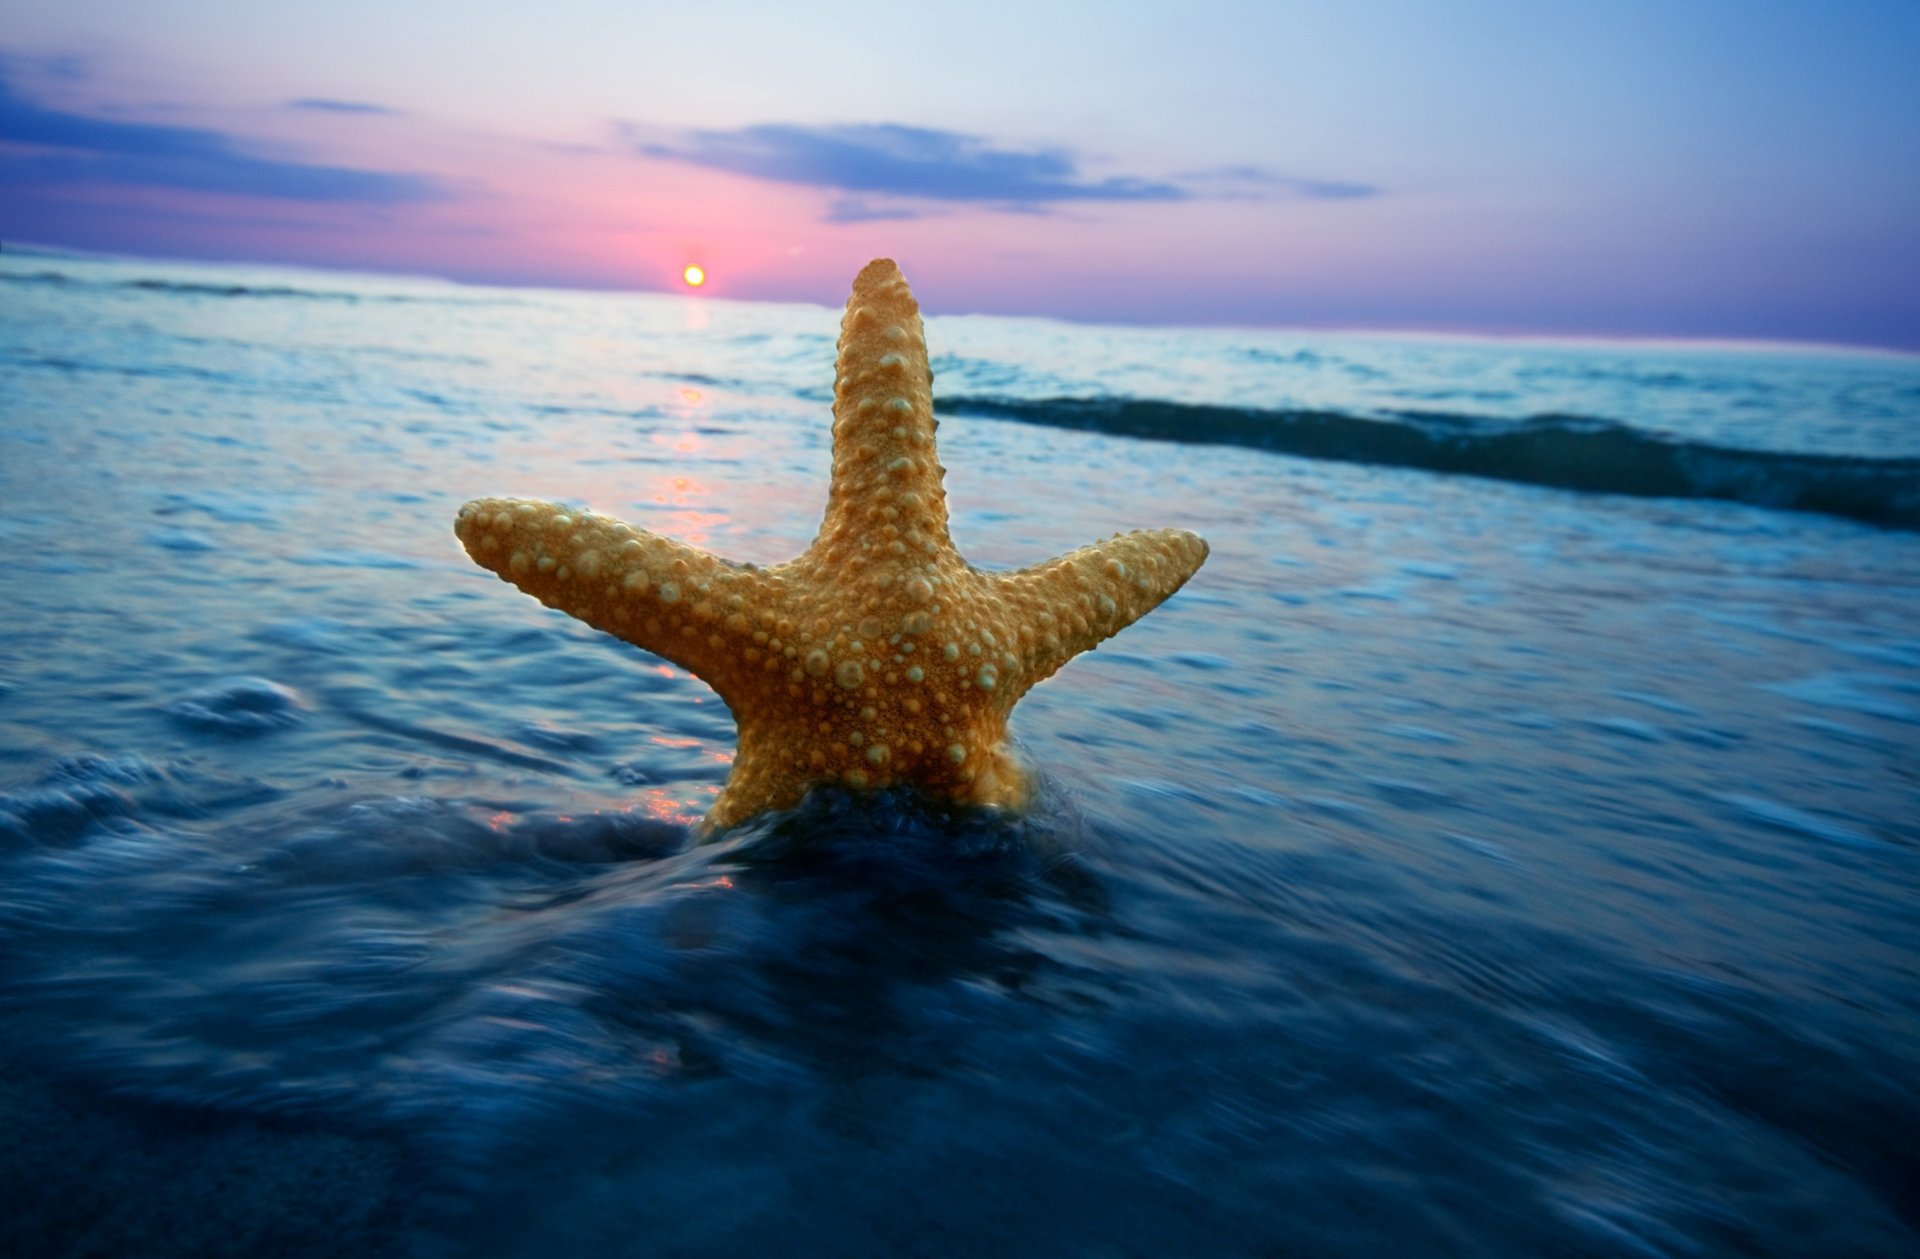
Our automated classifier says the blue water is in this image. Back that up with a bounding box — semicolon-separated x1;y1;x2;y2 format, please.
3;247;1918;1257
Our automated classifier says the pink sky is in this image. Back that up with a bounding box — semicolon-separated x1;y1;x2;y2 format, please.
4;1;1918;348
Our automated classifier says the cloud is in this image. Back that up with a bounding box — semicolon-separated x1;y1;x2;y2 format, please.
1184;164;1381;200
628;121;1380;222
822;196;936;224
0;70;443;204
287;98;402;116
631;122;1187;210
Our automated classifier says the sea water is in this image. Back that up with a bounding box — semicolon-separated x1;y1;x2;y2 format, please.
2;247;1917;1257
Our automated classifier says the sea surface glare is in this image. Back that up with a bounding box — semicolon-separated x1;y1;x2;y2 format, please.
2;249;1918;1258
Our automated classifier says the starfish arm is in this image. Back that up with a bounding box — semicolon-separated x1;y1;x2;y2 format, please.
816;259;952;557
990;528;1210;694
455;497;784;698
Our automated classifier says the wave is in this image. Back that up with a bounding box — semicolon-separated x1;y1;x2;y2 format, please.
0;268;459;305
937;395;1920;531
127;277;360;301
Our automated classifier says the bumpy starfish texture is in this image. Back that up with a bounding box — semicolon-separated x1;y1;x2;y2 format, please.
456;258;1208;832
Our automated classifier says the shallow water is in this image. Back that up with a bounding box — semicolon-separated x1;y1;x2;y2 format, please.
2;250;1918;1257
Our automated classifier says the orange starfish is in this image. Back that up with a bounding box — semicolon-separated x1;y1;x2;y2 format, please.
456;259;1208;832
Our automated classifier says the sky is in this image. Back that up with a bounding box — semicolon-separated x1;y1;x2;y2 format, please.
2;0;1918;348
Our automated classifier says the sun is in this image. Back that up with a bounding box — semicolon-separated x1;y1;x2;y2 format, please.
682;264;706;289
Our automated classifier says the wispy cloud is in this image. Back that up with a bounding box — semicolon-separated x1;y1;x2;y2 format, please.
627;121;1380;222
630;122;1186;212
823;196;937;224
287;98;402;117
1183;164;1381;200
0;70;443;204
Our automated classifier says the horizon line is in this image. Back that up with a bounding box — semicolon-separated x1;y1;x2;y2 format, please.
4;237;1915;360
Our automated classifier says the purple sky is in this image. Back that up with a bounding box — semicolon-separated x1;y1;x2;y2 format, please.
3;0;1918;349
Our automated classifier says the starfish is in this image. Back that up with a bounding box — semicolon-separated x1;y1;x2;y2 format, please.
455;259;1208;832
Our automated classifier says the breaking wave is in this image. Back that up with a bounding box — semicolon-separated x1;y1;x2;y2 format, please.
939;395;1920;531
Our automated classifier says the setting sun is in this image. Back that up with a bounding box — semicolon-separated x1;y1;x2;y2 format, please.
682;264;706;289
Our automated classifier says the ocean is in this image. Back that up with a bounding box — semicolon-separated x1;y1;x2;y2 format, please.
2;246;1917;1257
